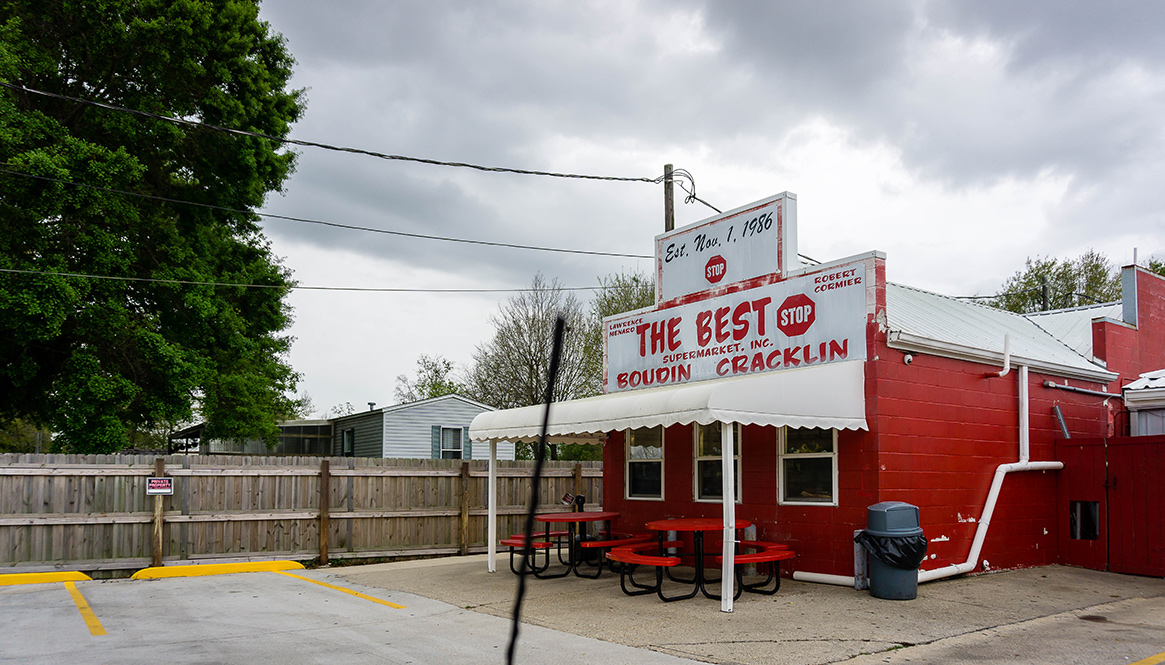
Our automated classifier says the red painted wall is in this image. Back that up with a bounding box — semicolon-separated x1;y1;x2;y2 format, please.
599;262;1161;579
1096;267;1165;393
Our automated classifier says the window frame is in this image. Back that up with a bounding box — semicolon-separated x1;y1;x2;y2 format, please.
440;426;463;460
625;426;665;501
693;422;742;503
777;427;839;506
341;428;355;457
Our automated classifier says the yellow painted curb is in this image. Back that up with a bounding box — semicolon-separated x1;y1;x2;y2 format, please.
0;571;93;586
1130;650;1165;665
131;560;304;579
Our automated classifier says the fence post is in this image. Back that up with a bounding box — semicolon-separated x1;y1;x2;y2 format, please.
319;459;330;565
460;461;471;556
573;463;583;502
180;456;191;560
152;457;165;567
346;458;355;553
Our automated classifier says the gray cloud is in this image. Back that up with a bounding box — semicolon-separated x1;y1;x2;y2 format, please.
259;1;1165;283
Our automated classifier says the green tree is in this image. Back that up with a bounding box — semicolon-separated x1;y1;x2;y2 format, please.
988;250;1121;313
464;273;591;460
0;1;304;452
1149;257;1165;278
465;271;654;461
465;273;591;411
393;354;464;404
0;418;53;453
581;269;655;396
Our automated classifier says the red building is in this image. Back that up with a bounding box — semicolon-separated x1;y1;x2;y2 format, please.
471;194;1165;594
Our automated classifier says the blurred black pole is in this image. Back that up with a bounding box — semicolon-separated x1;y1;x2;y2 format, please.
507;315;566;665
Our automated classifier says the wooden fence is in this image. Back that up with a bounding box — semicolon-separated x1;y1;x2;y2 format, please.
0;453;603;574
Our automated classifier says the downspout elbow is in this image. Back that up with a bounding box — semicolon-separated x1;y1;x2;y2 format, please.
986;333;1011;378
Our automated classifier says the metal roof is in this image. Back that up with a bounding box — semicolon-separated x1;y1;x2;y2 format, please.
1125;368;1165;392
885;283;1117;383
1024;302;1123;360
1124;369;1165;410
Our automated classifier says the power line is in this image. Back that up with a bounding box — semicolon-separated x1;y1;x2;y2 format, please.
0;267;603;293
0;165;654;260
2;82;725;215
2;164;823;276
1;81;660;183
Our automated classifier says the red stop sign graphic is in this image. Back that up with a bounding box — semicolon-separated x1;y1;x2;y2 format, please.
777;294;816;337
705;255;726;283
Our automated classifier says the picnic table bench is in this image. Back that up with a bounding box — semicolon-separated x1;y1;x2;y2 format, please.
715;540;796;594
575;532;652;578
606;540;692;601
500;530;570;574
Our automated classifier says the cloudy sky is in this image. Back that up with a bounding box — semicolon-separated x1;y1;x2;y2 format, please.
253;1;1165;416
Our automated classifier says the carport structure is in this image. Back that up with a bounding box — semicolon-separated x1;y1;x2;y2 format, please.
471;361;868;611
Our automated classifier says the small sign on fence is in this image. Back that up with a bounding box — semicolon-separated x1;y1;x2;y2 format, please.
560;492;574;506
146;477;174;496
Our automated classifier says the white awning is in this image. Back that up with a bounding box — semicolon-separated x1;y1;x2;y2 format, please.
469;360;867;444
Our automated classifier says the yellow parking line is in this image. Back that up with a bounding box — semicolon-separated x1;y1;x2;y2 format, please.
63;581;106;636
274;571;406;609
1130;651;1165;665
0;571;92;586
131;560;305;579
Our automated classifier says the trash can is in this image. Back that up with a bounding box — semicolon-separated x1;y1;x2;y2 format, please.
855;501;928;600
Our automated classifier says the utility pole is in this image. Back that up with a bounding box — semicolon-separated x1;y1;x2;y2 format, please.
1040;275;1049;311
663;163;675;232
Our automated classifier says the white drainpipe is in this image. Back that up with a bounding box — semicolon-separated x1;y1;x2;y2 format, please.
794;364;1064;588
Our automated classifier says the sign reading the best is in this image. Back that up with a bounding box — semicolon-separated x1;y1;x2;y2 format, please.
604;262;866;393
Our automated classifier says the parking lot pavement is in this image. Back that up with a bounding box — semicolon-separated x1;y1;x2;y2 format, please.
0;569;704;665
843;595;1165;665
332;557;1165;665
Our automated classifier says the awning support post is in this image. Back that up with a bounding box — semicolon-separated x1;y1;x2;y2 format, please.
488;439;498;573
720;422;736;612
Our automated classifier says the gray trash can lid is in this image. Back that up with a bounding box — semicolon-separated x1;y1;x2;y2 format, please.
867;501;921;533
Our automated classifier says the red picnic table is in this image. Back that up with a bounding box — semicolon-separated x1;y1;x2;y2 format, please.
645;517;753;600
528;510;621;579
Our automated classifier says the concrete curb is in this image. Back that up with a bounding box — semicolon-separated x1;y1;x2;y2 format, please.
0;570;93;586
130;559;304;579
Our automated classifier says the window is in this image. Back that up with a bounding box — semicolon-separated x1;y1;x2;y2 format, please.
341;429;355;457
779;427;837;505
695;422;741;501
1135;409;1165;436
626;426;663;499
1069;501;1099;540
440;427;463;460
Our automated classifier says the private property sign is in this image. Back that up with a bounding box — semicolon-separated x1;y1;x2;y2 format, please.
604;262;866;393
146;477;174;496
656;192;797;303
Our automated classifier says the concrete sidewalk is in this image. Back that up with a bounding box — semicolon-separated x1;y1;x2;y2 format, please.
329;556;1165;665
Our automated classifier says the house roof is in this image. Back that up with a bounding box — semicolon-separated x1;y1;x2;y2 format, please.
380;393;495;414
320;394;497;422
1124;369;1165;410
1126;368;1165;391
885;283;1117;383
1024;302;1123;361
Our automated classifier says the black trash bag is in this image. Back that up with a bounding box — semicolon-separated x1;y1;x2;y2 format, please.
854;530;928;569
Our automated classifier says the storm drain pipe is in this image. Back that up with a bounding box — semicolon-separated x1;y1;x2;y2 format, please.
918;365;1062;582
795;364;1064;588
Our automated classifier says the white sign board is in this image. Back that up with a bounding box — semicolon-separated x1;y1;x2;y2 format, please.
655;193;797;303
605;262;866;393
146;477;174;496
